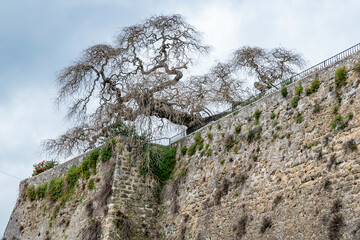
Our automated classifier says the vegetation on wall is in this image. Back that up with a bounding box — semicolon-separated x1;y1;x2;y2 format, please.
25;145;108;204
100;140;114;162
180;146;188;156
32;160;59;176
48;177;64;201
36;183;47;199
253;109;262;125
140;144;177;184
26;184;36;201
235;124;242;133
305;78;320;95
331;115;346;130
281;86;288;98
187;144;197;157
291;96;299;108
295;83;303;95
335;66;347;89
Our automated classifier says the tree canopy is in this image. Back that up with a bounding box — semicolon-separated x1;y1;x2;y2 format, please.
231;46;305;94
43;14;304;157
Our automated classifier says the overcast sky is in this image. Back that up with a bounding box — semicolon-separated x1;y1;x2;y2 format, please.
1;0;359;234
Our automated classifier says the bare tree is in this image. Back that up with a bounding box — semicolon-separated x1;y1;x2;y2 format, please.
187;62;249;110
231;46;305;94
42;15;304;158
42;15;236;157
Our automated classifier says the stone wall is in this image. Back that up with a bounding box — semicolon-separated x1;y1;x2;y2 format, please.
3;138;157;240
3;50;360;240
158;51;360;239
103;140;158;239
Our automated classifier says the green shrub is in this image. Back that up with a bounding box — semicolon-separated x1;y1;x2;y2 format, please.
335;66;347;89
333;105;339;114
88;179;95;190
254;109;262;121
305;88;312;96
205;144;210;149
89;148;100;160
48;177;64;201
311;78;320;91
314;104;321;113
194;133;203;145
79;158;89;173
207;133;213;140
187;144;197;157
295;83;303;95
78;157;91;179
331;121;337;130
83;170;91;180
36;183;47;199
65;165;79;189
220;159;225;165
270;113;276;119
27;185;36;201
100;140;113;162
281;86;288;98
89;148;100;173
217;123;221;130
343;139;357;152
180;146;188;156
305;78;320;95
291;96;299;108
198;143;204;151
147;146;177;183
235;124;242;133
206;149;213;156
296;114;303;124
331;115;346;130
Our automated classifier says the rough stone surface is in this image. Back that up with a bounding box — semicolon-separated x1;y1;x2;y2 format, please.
3;139;157;240
3;51;360;239
158;51;360;240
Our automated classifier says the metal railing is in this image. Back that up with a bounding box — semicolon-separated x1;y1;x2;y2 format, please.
150;43;360;145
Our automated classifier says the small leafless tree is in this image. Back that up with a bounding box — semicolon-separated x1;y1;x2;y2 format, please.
231;46;305;94
188;62;249;110
42;15;249;157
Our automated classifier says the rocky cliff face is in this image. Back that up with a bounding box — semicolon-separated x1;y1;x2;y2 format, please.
3;51;360;240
